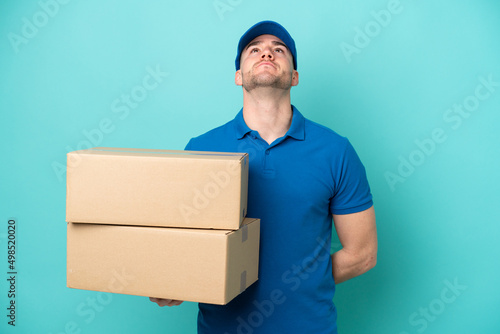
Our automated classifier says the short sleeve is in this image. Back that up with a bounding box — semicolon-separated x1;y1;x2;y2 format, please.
184;139;194;151
329;140;373;215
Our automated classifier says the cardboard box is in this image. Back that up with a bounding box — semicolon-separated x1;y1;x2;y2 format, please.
66;218;260;305
66;147;249;230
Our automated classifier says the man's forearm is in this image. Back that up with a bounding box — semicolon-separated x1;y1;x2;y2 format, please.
331;247;376;284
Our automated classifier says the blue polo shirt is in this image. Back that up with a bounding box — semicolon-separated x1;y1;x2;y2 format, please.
185;105;373;334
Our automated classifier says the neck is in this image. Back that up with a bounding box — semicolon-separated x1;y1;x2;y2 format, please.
242;87;293;144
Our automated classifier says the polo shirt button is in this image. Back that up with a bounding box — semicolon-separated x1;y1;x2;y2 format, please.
265;150;270;155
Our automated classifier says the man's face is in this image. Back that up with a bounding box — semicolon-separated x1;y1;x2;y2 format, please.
236;34;298;92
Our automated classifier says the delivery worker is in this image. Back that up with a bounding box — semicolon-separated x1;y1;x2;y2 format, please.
150;20;377;334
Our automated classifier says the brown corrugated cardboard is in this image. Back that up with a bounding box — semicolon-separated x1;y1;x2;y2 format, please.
66;218;260;305
66;147;248;230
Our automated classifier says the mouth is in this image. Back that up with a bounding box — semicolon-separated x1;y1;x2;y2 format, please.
256;61;276;69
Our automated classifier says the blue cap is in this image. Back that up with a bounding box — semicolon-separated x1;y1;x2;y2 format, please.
235;20;297;71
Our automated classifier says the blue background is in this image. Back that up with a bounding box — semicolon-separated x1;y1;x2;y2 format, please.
1;0;499;333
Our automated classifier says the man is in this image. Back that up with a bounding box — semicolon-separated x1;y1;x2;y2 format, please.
150;20;377;333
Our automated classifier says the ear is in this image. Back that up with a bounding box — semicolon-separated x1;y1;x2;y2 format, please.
291;70;299;87
235;70;242;86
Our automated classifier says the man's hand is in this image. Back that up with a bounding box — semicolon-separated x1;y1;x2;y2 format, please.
149;297;184;307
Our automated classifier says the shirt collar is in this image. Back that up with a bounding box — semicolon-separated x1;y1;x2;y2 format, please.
287;105;305;141
233;105;305;141
234;108;252;139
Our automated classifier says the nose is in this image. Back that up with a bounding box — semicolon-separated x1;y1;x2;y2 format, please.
261;48;274;61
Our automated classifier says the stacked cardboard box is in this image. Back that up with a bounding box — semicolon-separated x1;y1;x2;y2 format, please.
66;147;260;305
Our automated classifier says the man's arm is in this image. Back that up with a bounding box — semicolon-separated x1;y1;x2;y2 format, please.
331;206;377;284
